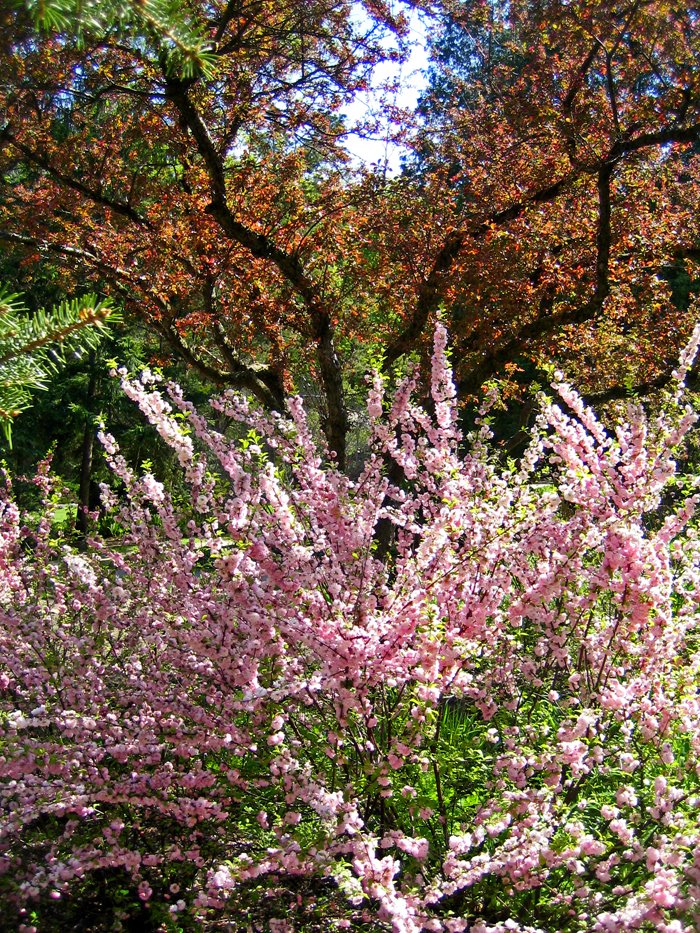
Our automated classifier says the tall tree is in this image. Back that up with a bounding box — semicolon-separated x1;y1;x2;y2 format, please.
406;0;700;399
1;0;699;466
1;0;414;467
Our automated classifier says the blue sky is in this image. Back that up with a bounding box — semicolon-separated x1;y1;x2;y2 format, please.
342;9;430;171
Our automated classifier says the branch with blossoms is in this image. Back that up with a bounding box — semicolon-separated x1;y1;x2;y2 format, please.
2;321;700;932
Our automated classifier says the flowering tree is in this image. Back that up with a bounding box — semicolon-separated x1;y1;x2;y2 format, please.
2;325;700;931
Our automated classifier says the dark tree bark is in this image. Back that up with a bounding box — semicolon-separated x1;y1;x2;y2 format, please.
76;351;97;548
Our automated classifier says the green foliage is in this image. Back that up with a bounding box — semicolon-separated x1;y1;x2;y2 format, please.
0;286;113;445
18;0;217;76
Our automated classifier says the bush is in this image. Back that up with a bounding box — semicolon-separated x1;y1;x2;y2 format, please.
2;327;700;932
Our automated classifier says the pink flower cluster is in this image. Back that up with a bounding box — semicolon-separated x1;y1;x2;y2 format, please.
2;325;700;931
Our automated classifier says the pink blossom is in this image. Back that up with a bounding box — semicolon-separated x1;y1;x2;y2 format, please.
2;324;700;930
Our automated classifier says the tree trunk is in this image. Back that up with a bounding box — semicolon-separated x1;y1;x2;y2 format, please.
76;351;97;547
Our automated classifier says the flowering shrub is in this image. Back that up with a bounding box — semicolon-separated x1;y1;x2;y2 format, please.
2;326;700;932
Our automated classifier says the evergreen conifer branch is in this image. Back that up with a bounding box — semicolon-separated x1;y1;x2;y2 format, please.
0;287;114;445
19;0;216;77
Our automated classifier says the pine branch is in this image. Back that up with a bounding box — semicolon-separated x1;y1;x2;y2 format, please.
0;287;114;446
21;0;216;77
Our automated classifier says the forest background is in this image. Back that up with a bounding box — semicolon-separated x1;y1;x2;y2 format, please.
2;1;700;931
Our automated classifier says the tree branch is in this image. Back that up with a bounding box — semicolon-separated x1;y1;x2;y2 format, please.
456;164;613;396
0;127;153;229
383;173;576;370
163;76;349;466
0;231;288;412
613;121;700;156
600;40;621;138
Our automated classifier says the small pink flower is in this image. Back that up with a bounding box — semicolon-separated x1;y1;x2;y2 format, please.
137;881;152;901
